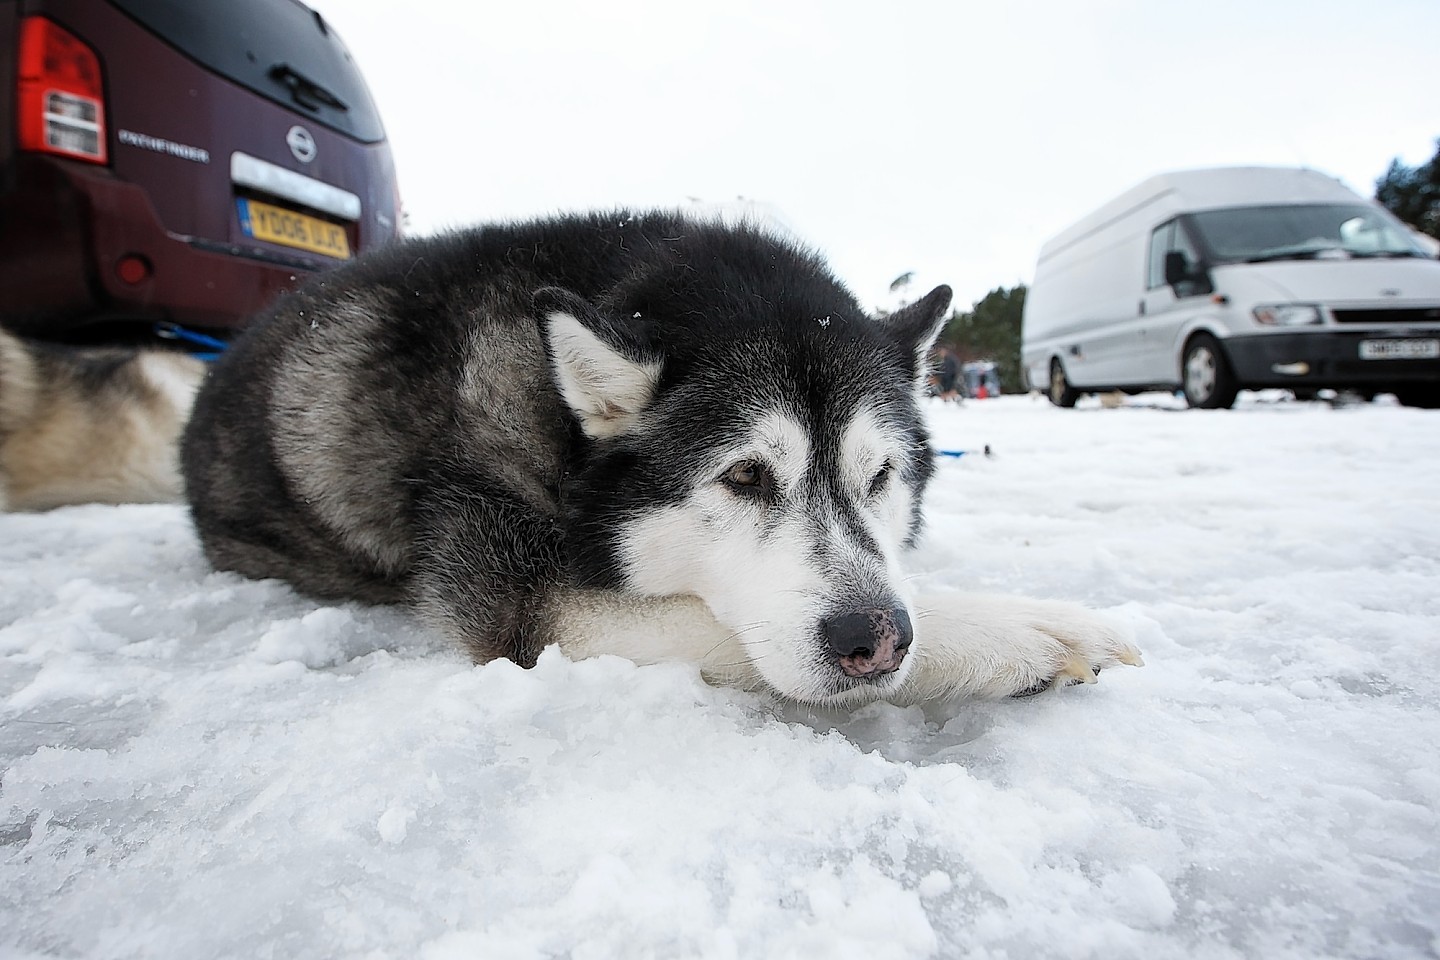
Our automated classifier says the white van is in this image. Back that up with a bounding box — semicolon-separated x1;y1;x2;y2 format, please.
1021;167;1440;408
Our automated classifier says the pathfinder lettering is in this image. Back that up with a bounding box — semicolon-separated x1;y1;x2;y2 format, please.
118;129;210;164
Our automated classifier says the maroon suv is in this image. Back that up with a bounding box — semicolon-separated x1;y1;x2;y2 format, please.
0;0;400;341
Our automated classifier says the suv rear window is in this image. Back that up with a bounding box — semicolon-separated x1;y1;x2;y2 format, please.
108;0;385;143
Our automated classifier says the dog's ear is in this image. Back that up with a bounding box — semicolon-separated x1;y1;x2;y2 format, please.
536;287;661;439
882;284;952;374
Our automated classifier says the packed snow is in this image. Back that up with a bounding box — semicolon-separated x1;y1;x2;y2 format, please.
3;393;1438;959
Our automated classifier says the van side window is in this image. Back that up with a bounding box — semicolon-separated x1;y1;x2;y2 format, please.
1147;222;1175;290
1147;218;1209;297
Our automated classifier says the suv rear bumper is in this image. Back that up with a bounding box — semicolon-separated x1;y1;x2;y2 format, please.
1224;330;1440;388
0;154;314;338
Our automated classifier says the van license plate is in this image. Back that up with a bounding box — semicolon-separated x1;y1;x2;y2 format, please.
1358;338;1440;360
237;198;351;260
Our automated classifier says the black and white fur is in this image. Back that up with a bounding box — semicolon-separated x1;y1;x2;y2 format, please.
182;212;1140;705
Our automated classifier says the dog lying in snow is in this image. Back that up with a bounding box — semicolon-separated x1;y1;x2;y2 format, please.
182;212;1142;704
0;329;203;511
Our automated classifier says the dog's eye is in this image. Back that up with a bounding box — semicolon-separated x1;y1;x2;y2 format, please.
723;460;774;498
868;462;893;497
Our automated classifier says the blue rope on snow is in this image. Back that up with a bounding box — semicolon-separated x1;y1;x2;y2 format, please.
935;445;994;459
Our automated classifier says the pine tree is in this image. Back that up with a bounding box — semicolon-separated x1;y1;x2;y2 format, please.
939;284;1027;393
1375;139;1439;239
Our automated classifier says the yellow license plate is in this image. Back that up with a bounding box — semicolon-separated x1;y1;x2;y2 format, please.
237;198;351;260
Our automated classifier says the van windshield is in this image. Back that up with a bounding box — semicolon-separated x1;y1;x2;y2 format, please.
1188;204;1428;264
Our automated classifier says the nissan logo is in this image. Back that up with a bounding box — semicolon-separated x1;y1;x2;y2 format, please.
286;125;316;163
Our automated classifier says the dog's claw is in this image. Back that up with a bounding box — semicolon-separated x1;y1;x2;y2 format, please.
1059;656;1099;684
1117;647;1145;667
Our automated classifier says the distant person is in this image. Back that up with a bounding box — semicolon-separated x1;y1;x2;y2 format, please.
931;346;962;402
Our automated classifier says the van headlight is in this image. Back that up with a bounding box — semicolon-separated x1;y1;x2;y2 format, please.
1253;304;1322;326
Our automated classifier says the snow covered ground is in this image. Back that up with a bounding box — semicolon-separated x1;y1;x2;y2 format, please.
3;392;1438;959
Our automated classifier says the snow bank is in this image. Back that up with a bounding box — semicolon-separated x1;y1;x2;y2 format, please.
3;394;1438;958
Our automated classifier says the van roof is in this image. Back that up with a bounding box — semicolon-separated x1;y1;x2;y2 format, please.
1038;166;1364;261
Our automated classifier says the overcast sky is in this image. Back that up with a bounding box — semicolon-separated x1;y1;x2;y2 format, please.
328;0;1438;311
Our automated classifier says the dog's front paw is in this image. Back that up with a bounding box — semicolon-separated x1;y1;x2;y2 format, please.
1003;603;1145;697
900;593;1144;703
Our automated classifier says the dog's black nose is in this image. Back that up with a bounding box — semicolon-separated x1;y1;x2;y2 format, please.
822;605;913;679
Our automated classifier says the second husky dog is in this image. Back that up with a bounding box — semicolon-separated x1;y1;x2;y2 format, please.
1;330;204;511
183;212;1140;705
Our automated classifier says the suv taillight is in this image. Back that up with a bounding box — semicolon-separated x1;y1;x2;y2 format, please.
16;16;108;164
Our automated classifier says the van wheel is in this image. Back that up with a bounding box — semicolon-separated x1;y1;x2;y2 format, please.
1048;360;1079;408
1182;334;1239;409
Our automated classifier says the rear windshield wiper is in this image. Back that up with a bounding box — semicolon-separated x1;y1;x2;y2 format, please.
268;63;349;113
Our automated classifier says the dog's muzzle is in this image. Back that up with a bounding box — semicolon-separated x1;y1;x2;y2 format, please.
822;605;913;679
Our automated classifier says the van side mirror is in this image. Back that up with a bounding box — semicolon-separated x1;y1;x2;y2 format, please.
1163;251;1191;286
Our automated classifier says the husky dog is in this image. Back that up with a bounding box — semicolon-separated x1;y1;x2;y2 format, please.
0;329;204;511
183;212;1140;705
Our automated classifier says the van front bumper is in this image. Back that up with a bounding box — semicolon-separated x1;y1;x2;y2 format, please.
1223;330;1440;388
